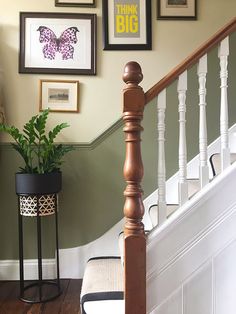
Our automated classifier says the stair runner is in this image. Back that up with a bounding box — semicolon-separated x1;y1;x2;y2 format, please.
80;257;124;314
80;153;236;313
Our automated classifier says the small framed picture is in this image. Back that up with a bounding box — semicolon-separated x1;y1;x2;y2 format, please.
39;80;79;112
55;0;96;7
19;12;97;75
157;0;197;20
102;0;152;50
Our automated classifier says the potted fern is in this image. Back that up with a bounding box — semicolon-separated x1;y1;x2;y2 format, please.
0;108;73;216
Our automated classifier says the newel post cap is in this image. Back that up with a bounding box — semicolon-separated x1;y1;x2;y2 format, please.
123;61;143;85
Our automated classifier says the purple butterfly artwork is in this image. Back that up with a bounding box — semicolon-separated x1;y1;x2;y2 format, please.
37;26;79;60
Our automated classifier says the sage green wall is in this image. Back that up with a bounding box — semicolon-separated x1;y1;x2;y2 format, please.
0;33;236;259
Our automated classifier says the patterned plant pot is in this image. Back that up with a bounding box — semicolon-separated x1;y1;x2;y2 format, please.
15;172;62;217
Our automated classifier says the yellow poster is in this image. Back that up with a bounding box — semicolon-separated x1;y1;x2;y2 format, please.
114;0;140;38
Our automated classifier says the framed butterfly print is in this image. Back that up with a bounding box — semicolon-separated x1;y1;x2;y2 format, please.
19;12;97;75
39;80;79;112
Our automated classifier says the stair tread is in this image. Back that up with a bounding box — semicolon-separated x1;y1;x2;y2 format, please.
80;257;124;313
149;178;201;227
210;153;236;176
81;257;123;297
187;178;200;198
149;204;179;227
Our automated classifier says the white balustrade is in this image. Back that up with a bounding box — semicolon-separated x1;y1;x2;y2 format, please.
157;89;167;225
178;71;188;206
218;36;230;171
198;54;209;187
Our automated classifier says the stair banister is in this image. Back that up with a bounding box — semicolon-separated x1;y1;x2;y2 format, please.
121;17;236;314
198;54;209;187
178;71;188;206
145;17;236;104
157;90;167;224
219;36;230;171
122;61;146;314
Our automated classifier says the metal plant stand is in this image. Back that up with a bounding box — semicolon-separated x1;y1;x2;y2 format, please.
18;193;61;303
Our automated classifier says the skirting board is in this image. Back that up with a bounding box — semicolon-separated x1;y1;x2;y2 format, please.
0;259;56;280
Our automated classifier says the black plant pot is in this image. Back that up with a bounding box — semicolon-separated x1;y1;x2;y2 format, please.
15;172;62;195
15;172;62;217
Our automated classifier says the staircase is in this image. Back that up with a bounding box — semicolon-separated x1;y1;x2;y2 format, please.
81;17;236;314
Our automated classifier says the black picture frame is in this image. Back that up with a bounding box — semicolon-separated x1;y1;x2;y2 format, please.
19;12;97;75
157;0;197;20
102;0;152;50
55;0;96;7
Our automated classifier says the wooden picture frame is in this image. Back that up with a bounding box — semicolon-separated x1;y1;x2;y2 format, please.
55;0;96;7
157;0;197;20
39;80;79;112
19;12;97;75
102;0;152;50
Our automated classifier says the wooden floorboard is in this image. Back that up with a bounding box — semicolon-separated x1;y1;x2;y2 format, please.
0;280;82;314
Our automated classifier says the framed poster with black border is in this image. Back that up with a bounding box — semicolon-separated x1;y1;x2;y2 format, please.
55;0;96;7
157;0;197;20
102;0;152;50
19;12;97;75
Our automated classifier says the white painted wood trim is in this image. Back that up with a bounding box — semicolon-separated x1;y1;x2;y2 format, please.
147;161;236;277
177;71;188;206
147;159;236;250
198;54;209;188
143;123;236;232
218;36;230;171
147;161;236;311
147;218;236;313
157;89;167;225
0;259;56;280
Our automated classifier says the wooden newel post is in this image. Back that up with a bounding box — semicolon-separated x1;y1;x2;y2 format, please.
122;61;146;314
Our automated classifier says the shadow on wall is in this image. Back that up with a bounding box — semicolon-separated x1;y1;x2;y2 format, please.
0;23;37;126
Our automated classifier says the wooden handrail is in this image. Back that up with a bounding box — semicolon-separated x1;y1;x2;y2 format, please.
145;17;236;104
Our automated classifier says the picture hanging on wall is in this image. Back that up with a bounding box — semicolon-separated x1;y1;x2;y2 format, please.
55;0;96;7
157;0;197;20
39;80;79;112
19;12;97;75
102;0;152;50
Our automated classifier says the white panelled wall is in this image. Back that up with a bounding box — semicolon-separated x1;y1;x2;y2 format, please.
147;161;236;314
151;239;236;314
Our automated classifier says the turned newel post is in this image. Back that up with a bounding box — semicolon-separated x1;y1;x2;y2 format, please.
122;62;146;314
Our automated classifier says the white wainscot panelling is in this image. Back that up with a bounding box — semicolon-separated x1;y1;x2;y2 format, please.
151;288;182;314
183;262;212;314
147;162;236;313
214;239;236;314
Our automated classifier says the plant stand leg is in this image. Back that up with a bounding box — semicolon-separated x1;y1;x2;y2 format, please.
18;208;24;299
37;200;43;302
55;196;60;293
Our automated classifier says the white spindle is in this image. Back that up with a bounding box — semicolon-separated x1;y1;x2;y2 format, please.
157;89;167;225
198;54;209;187
178;71;188;206
218;36;230;171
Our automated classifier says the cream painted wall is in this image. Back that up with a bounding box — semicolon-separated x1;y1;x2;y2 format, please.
0;0;235;142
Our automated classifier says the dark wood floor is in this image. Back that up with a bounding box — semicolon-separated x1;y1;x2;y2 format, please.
0;279;82;314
